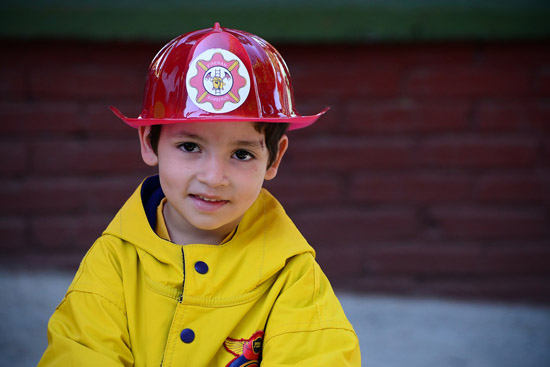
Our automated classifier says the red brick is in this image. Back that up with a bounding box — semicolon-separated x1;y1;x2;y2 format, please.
31;214;110;250
315;245;365;278
263;174;342;208
0;68;26;100
93;42;159;68
291;138;412;171
19;252;83;271
0;143;27;176
282;45;365;68
405;67;530;97
348;98;470;134
340;274;418;294
0;179;86;215
370;43;475;67
84;176;145;212
11;41;158;70
416;137;538;168
474;174;549;203
4;39;550;302
432;206;549;239
283;45;392;72
350;173;471;203
30;67;144;100
0;217;26;251
475;101;548;132
0;101;80;133
292;64;400;98
421;276;550;302
365;244;482;275
293;208;418;245
533;102;550;132
290;100;341;135
31;140;146;174
0;176;145;217
481;44;550;67
544;137;550;167
482;245;550;275
535;69;550;95
350;274;550;300
282;43;474;74
82;102;141;134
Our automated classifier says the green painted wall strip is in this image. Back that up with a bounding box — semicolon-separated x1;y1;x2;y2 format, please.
1;0;549;42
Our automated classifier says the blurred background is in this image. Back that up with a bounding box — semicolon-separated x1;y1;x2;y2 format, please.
1;0;549;366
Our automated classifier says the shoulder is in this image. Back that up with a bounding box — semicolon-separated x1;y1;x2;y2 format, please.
264;253;360;363
66;235;134;311
78;234;135;281
270;252;353;330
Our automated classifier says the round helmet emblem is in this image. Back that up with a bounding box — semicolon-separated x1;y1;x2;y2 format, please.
186;48;250;114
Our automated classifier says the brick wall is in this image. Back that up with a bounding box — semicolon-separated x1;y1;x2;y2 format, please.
1;40;549;302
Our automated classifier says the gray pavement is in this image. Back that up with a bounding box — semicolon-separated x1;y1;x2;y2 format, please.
1;269;549;367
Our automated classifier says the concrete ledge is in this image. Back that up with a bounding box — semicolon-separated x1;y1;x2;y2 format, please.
1;269;549;366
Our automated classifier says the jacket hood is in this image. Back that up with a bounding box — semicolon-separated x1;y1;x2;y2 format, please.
103;176;315;302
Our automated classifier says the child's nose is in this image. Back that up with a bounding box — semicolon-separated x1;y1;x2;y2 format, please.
196;155;229;187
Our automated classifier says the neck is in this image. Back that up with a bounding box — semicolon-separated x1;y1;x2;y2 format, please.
162;203;235;246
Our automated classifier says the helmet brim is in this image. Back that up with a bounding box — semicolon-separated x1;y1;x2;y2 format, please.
109;106;329;131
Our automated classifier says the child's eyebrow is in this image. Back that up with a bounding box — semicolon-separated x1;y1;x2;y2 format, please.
172;130;264;150
234;139;265;150
172;131;202;141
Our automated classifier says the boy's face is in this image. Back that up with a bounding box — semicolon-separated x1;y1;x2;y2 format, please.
139;121;288;243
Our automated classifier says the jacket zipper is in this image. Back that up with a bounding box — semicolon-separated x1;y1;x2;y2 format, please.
179;246;185;302
160;247;186;367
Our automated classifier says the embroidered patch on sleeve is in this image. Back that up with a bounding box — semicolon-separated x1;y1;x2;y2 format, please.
223;330;264;367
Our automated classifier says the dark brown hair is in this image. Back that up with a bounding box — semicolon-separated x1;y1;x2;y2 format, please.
148;122;289;168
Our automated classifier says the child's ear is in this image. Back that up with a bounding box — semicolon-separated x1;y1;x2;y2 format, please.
138;126;159;167
265;135;288;181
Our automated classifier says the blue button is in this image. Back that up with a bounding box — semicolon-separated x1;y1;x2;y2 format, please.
194;261;209;274
180;328;195;343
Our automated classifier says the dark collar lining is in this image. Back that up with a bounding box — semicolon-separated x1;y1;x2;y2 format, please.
140;175;165;231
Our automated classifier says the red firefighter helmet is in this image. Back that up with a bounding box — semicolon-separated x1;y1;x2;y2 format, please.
111;22;328;130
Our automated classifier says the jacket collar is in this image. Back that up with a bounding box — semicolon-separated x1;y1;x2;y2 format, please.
103;176;315;299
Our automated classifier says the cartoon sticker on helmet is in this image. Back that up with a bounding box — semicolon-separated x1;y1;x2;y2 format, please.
186;48;250;114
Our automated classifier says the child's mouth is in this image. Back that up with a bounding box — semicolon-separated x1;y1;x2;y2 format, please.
194;195;226;203
191;194;228;211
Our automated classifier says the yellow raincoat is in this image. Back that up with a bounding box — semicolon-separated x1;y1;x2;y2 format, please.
39;176;360;366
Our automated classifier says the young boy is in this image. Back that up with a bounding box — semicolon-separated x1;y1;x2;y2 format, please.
39;23;360;366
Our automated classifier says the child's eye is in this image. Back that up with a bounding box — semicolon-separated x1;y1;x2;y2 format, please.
233;150;254;161
179;142;200;153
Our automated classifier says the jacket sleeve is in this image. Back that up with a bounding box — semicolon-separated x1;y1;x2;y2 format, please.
38;238;134;367
261;254;361;366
